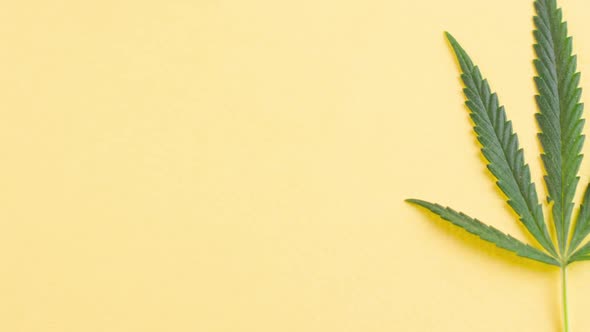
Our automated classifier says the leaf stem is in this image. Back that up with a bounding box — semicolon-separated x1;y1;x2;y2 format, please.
562;266;569;332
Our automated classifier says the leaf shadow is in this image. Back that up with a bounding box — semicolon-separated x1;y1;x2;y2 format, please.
413;208;562;330
414;206;555;272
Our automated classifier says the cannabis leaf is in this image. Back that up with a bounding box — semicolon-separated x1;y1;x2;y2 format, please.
533;0;585;255
406;199;559;266
406;0;586;330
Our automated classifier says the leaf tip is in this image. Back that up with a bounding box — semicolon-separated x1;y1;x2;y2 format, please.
444;31;455;42
405;198;427;207
443;32;474;73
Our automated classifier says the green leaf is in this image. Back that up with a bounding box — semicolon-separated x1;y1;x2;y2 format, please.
406;199;559;266
568;184;590;254
445;32;556;256
568;241;590;263
533;0;585;254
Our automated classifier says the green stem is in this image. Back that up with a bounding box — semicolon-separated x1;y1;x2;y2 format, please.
562;266;569;332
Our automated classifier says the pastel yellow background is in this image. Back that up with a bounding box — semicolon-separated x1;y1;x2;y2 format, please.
2;0;590;331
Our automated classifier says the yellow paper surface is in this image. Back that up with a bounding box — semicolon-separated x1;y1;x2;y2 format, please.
2;0;590;331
